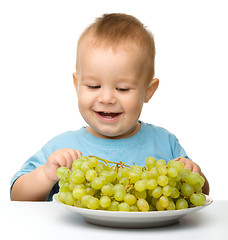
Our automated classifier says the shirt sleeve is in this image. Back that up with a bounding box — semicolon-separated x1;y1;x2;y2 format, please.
171;134;190;160
10;149;48;189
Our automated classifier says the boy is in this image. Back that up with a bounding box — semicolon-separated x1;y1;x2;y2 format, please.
10;13;209;201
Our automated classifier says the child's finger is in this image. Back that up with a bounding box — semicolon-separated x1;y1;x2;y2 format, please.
58;150;75;169
192;164;201;174
75;149;82;158
67;149;81;162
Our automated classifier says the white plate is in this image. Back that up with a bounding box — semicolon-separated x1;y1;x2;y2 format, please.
53;194;212;228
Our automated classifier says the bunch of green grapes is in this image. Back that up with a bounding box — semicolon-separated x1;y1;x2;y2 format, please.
56;156;206;211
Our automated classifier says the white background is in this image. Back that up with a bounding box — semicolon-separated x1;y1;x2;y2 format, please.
1;0;227;201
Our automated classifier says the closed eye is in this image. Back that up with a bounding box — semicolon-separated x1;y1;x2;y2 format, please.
88;85;101;89
116;88;130;92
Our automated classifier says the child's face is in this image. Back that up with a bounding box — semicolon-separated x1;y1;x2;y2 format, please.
74;41;158;139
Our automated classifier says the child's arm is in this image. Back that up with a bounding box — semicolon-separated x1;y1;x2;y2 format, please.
177;157;210;195
10;148;82;201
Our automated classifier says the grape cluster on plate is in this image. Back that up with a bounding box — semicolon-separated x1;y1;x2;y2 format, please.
56;156;206;211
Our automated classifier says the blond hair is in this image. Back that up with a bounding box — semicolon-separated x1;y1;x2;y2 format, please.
76;13;155;78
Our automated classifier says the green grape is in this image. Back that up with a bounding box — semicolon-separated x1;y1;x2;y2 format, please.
73;184;85;189
56;167;70;179
167;177;176;187
170;187;180;198
157;175;169;187
135;180;147;192
119;167;129;178
119;177;129;186
151;197;158;206
137;199;149;211
149;167;159;179
124;194;137;205
199;175;205;187
175;181;182;190
167;160;185;172
109;170;117;182
181;183;194;197
145;157;157;170
73;187;86;200
95;162;108;173
91;177;103;189
59;182;70;193
85;187;96;195
193;182;203;193
108;201;119;211
141;171;153;180
156;159;166;167
100;196;111;208
118;202;130;211
117;172;122;181
174;173;181;181
64;192;75;206
88;157;98;168
180;168;191;179
87;197;100;210
130;205;139;211
166;200;176;210
162;185;172;196
58;179;66;187
85;169;97;181
131;165;143;172
69;182;76;191
78;156;89;161
190;193;206;206
74;200;84;208
72;160;83;170
127;170;141;184
147;189;153;197
99;176;108;186
58;192;66;203
101;184;114;196
113;183;124;191
147;179;158;190
135;190;147;199
176;198;188;210
152;186;163;198
114;189;126;201
158;166;168;175
168;167;178;178
156;201;165;211
71;170;85;184
100;170;112;182
159;196;169;208
81;195;93;207
149;204;157;211
81;162;91;173
185;172;201;185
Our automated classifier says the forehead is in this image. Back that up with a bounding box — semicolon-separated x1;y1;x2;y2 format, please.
76;36;148;69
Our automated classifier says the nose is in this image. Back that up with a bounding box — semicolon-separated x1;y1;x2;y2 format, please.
98;88;116;104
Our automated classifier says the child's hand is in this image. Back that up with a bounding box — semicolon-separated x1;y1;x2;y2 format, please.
175;157;202;175
43;148;82;181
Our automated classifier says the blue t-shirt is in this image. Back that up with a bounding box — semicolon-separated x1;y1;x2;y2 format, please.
10;121;189;200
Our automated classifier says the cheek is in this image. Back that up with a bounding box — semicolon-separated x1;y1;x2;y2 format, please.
123;94;143;113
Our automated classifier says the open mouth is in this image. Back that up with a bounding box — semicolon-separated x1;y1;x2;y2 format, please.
96;111;122;120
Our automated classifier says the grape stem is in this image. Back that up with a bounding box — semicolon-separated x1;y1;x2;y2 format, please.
88;155;131;168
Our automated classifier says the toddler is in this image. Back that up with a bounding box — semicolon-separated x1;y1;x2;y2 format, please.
10;13;209;201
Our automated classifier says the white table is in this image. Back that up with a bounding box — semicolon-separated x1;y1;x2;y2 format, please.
1;200;227;240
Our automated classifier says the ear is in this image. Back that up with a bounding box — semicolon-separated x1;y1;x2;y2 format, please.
73;72;78;94
144;78;159;103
